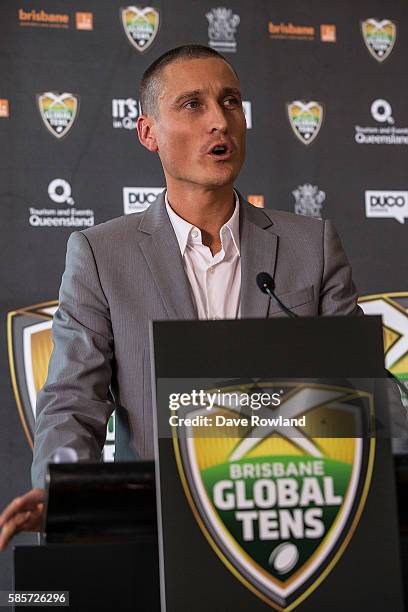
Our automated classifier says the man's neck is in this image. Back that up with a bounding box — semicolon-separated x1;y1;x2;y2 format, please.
165;183;236;255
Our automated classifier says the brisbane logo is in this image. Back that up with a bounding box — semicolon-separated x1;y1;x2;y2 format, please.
172;381;374;610
287;101;324;146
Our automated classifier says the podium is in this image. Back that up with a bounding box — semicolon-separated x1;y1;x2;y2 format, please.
151;316;405;611
14;462;160;611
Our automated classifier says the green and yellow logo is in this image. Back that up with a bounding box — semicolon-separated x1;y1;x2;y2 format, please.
361;19;397;63
359;292;408;381
287;101;323;146
173;382;374;610
37;92;79;139
121;6;160;52
7;301;115;460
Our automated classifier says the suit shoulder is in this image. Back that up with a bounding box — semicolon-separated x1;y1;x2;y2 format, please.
262;208;326;237
77;212;145;244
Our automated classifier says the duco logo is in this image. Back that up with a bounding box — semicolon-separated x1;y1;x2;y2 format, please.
123;187;163;214
371;99;394;124
370;194;405;207
365;190;408;223
48;178;74;205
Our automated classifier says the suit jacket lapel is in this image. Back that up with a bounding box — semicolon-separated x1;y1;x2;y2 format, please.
138;193;197;319
240;197;278;318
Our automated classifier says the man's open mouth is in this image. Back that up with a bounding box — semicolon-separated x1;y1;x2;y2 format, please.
208;144;233;159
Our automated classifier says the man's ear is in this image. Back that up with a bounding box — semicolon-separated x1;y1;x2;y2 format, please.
137;115;159;152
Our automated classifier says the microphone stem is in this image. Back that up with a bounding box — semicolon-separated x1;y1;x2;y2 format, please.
265;287;297;319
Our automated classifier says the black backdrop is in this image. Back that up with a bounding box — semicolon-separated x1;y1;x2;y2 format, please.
1;0;408;590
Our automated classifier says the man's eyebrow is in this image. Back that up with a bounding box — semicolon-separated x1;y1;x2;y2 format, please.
221;87;242;97
172;90;202;105
172;87;242;106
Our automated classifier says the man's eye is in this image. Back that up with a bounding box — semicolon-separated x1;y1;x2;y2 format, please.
224;97;240;107
184;100;200;110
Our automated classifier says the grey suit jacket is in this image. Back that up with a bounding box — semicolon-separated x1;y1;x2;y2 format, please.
32;192;362;486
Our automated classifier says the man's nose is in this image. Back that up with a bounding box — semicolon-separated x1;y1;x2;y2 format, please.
208;101;228;133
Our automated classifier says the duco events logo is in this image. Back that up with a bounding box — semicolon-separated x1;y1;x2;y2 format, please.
293;184;326;218
37;92;79;139
359;294;408;382
365;190;408;224
361;19;397;62
172;381;374;610
287;101;324;145
29;179;95;228
121;6;160;52
123;187;163;214
7;302;115;460
206;7;240;53
355;99;408;145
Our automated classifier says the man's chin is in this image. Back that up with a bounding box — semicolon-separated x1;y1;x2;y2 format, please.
198;164;240;189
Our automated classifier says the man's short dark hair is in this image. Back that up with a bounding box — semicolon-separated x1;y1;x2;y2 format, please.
139;44;239;118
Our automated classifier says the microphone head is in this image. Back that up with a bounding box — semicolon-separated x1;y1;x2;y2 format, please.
256;272;275;294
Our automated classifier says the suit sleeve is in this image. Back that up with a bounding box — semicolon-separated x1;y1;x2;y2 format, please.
31;231;115;487
319;220;363;316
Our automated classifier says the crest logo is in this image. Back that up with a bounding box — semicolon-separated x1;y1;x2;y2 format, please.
37;92;79;139
8;302;115;459
287;101;324;145
206;7;240;53
361;19;397;62
359;293;408;383
173;382;374;610
8;302;58;446
293;184;326;218
121;6;160;52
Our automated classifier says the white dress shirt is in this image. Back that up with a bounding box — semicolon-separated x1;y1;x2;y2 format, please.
165;192;241;320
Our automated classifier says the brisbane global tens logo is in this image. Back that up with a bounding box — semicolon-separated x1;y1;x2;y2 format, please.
361;19;397;62
287;101;323;145
359;293;408;383
173;381;374;610
37;92;79;138
8;302;115;460
121;6;160;52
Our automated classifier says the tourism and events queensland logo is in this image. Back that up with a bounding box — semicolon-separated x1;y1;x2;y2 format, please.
359;294;408;383
355;99;408;146
37;92;79;139
121;6;160;52
287;101;324;145
361;19;397;62
7;302;115;460
172;381;374;610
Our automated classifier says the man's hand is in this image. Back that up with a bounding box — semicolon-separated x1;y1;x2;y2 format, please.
0;488;45;550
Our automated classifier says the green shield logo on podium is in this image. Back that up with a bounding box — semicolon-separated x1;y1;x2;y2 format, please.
173;382;374;611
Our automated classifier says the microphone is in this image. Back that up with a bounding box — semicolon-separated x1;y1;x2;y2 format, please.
256;272;298;319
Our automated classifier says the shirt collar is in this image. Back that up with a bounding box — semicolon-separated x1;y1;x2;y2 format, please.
165;190;240;256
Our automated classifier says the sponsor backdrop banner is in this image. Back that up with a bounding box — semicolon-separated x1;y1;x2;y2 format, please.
0;0;407;592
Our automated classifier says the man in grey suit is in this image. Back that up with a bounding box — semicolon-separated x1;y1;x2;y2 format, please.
0;44;362;548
